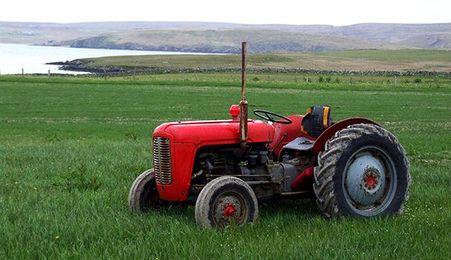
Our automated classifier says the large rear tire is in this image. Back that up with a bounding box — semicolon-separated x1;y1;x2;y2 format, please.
195;176;259;229
128;168;164;213
313;123;410;218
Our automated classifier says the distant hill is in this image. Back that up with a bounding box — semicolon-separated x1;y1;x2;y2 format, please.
1;21;450;53
69;29;373;53
307;23;451;49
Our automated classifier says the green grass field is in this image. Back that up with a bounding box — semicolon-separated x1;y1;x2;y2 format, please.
82;49;451;72
1;73;450;259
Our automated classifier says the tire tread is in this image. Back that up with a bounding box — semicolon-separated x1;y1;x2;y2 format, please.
313;124;410;218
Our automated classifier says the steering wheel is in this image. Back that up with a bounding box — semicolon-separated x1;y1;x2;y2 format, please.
253;109;292;124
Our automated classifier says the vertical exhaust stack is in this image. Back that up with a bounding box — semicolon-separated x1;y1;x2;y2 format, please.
240;42;248;149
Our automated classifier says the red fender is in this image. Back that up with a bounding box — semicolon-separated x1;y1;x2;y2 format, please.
312;117;380;154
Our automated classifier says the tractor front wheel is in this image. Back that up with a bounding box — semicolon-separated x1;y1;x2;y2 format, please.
128;168;164;212
313;123;410;218
195;176;259;229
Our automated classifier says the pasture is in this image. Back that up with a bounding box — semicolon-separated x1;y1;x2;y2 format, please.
80;49;451;72
0;73;450;259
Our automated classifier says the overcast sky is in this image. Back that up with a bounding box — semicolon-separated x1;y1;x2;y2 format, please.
1;0;449;25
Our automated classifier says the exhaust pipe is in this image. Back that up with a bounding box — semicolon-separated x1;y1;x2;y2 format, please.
240;42;248;149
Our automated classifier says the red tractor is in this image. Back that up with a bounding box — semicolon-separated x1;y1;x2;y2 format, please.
128;43;410;228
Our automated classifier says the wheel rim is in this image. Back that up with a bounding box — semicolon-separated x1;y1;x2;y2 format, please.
212;192;247;227
342;145;397;216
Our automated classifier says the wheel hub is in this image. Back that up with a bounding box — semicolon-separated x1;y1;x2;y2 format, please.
223;204;237;217
363;169;380;191
345;153;387;207
214;194;243;224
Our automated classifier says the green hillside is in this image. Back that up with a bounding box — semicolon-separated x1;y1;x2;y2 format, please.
64;49;451;73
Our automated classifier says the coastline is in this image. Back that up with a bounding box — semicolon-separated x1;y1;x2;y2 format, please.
46;59;451;77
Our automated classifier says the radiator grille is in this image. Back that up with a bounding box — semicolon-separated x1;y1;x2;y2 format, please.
153;137;172;185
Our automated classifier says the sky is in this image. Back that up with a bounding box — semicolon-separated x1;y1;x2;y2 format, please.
1;0;450;25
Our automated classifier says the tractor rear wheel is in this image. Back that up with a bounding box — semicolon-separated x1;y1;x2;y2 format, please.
128;168;164;212
195;176;258;229
313;123;410;218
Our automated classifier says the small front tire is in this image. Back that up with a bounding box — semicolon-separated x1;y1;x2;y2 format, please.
195;176;259;229
128;168;162;213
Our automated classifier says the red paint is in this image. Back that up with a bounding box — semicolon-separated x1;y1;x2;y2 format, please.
364;173;378;189
223;204;237;217
291;167;314;191
312;118;380;154
156;119;274;146
229;104;240;119
155;142;196;201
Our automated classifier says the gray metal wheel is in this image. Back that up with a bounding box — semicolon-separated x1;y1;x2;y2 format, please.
128;168;162;213
195;176;258;229
313;123;410;218
342;145;397;216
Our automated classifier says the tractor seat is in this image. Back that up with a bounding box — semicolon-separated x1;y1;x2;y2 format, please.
301;105;333;138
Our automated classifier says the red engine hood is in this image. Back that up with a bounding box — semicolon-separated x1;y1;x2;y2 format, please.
153;119;274;147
